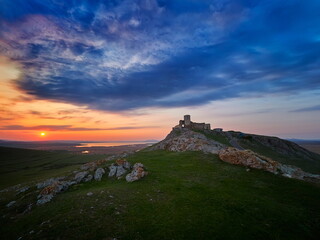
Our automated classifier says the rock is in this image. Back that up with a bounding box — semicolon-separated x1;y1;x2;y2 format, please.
133;163;144;169
37;194;53;205
84;174;93;182
6;201;16;208
37;180;76;205
16;186;29;194
108;164;117;177
87;192;93;196
219;147;279;173
74;171;89;183
80;159;107;171
126;163;147;182
36;177;65;189
277;165;320;182
116;166;127;177
0;184;21;193
108;160;131;178
116;159;131;169
94;168;105;181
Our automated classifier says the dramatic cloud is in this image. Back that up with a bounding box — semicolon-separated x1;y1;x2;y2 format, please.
1;0;320;111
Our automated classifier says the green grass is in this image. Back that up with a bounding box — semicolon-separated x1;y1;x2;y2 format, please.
0;147;107;189
238;139;320;174
1;150;319;240
194;130;231;146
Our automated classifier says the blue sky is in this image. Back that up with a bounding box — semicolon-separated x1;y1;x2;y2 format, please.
0;0;319;140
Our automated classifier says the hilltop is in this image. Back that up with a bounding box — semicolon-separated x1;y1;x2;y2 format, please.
1;116;320;240
150;115;320;176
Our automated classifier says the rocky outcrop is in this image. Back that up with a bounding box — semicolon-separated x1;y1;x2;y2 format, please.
219;147;279;173
149;128;225;154
219;147;320;183
94;168;105;181
126;163;147;182
108;160;131;178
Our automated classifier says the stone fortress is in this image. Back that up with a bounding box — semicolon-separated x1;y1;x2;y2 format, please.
175;115;211;130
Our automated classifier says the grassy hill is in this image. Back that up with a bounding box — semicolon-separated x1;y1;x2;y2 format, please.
0;147;107;189
1;149;320;240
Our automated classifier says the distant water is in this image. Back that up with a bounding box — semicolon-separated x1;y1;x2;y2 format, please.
76;141;157;147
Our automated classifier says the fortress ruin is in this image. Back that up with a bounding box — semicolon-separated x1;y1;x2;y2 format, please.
175;115;211;130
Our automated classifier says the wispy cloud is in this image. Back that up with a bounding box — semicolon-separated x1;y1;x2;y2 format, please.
291;105;320;112
0;125;158;131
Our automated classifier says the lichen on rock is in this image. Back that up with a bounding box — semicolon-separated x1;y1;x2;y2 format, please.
126;163;147;182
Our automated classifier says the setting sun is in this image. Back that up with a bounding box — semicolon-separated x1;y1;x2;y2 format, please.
40;132;46;136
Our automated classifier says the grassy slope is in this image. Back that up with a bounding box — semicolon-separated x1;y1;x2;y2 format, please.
0;147;107;189
194;130;231;146
238;139;320;174
1;150;319;240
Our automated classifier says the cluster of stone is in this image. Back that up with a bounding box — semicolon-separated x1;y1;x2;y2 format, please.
35;158;147;205
108;159;147;182
36;161;110;205
108;159;131;178
4;151;148;211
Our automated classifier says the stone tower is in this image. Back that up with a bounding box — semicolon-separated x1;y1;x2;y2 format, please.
184;115;191;126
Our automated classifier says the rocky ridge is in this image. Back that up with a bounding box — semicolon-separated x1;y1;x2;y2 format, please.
149;128;225;153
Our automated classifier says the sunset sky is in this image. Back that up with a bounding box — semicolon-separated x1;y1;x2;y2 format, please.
0;0;319;141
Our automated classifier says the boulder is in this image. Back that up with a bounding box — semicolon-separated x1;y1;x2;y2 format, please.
94;168;105;181
116;166;127;177
37;181;76;205
126;163;147;182
218;147;279;173
74;171;89;183
108;160;131;178
84;174;93;182
108;164;117;177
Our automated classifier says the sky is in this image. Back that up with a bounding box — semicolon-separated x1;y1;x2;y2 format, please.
0;0;319;141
